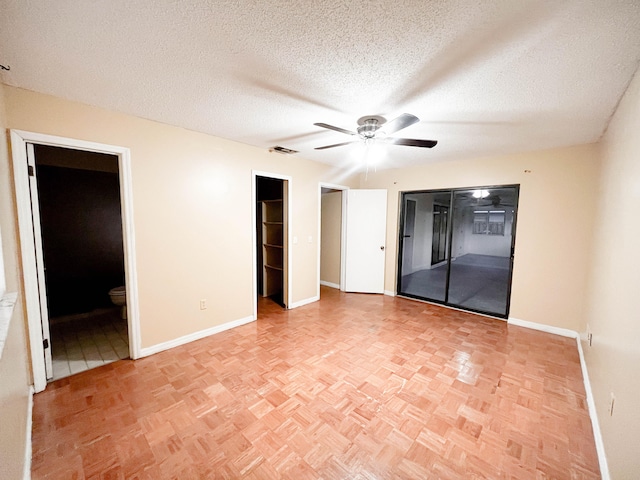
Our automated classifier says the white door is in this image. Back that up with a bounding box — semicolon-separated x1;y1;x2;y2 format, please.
344;189;387;293
26;143;53;379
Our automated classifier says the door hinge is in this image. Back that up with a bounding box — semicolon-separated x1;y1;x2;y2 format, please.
43;338;49;349
28;165;35;177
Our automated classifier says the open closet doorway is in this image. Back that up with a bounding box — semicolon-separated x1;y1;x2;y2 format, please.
254;173;290;316
318;184;348;295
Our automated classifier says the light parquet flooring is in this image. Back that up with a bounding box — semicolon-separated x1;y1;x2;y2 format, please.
31;287;600;479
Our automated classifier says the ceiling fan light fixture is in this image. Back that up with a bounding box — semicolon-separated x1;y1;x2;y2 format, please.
357;118;380;139
473;189;490;199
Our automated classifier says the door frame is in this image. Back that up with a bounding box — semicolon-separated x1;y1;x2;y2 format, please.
10;130;141;392
317;183;349;295
251;170;292;319
431;203;449;265
401;197;417;274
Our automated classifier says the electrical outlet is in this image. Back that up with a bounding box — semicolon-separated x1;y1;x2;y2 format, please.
608;392;615;416
200;299;207;310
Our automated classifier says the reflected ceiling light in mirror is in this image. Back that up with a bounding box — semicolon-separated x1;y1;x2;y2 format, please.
472;189;490;198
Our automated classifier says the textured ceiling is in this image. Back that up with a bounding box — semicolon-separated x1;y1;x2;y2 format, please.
1;1;640;171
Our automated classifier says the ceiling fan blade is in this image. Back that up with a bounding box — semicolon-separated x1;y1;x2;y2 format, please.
314;141;358;150
383;137;438;148
379;113;420;135
314;122;357;136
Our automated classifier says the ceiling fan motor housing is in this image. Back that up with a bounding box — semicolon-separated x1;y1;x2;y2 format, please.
357;115;386;139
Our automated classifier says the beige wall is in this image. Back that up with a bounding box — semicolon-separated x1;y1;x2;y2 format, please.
359;143;600;331
320;191;342;286
0;84;32;479
3;86;353;349
583;67;640;477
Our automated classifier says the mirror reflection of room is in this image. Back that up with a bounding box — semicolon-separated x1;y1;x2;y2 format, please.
398;186;518;318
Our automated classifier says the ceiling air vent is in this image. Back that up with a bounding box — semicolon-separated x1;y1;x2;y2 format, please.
269;146;298;155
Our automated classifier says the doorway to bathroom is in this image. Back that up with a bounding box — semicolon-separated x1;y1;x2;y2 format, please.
30;145;129;381
11;129;140;392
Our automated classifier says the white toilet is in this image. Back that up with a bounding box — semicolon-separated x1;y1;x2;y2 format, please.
108;286;127;319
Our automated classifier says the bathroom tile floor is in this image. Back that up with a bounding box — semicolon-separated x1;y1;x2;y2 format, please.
49;307;129;381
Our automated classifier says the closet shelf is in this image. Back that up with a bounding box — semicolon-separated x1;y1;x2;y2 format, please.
261;198;284;298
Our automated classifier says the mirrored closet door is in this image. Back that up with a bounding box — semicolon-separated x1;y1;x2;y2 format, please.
397;185;519;318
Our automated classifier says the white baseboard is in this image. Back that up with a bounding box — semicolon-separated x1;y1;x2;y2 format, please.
507;317;577;338
24;385;34;480
320;280;340;289
576;336;610;479
507;317;609;479
138;294;323;358
384;290;396;297
139;315;255;357
288;295;319;309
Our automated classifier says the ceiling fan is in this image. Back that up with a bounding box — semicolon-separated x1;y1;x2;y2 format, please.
477;195;514;208
458;190;515;208
313;113;437;150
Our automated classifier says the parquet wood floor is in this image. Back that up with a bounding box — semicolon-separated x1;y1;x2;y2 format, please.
31;287;600;479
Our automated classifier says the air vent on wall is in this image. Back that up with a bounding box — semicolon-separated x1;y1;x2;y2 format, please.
269;146;299;155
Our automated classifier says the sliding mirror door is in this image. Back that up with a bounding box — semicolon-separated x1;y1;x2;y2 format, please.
448;187;518;316
399;191;452;302
397;186;518;318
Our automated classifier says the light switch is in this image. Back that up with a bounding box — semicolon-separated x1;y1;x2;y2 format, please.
308;235;313;243
293;236;298;244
